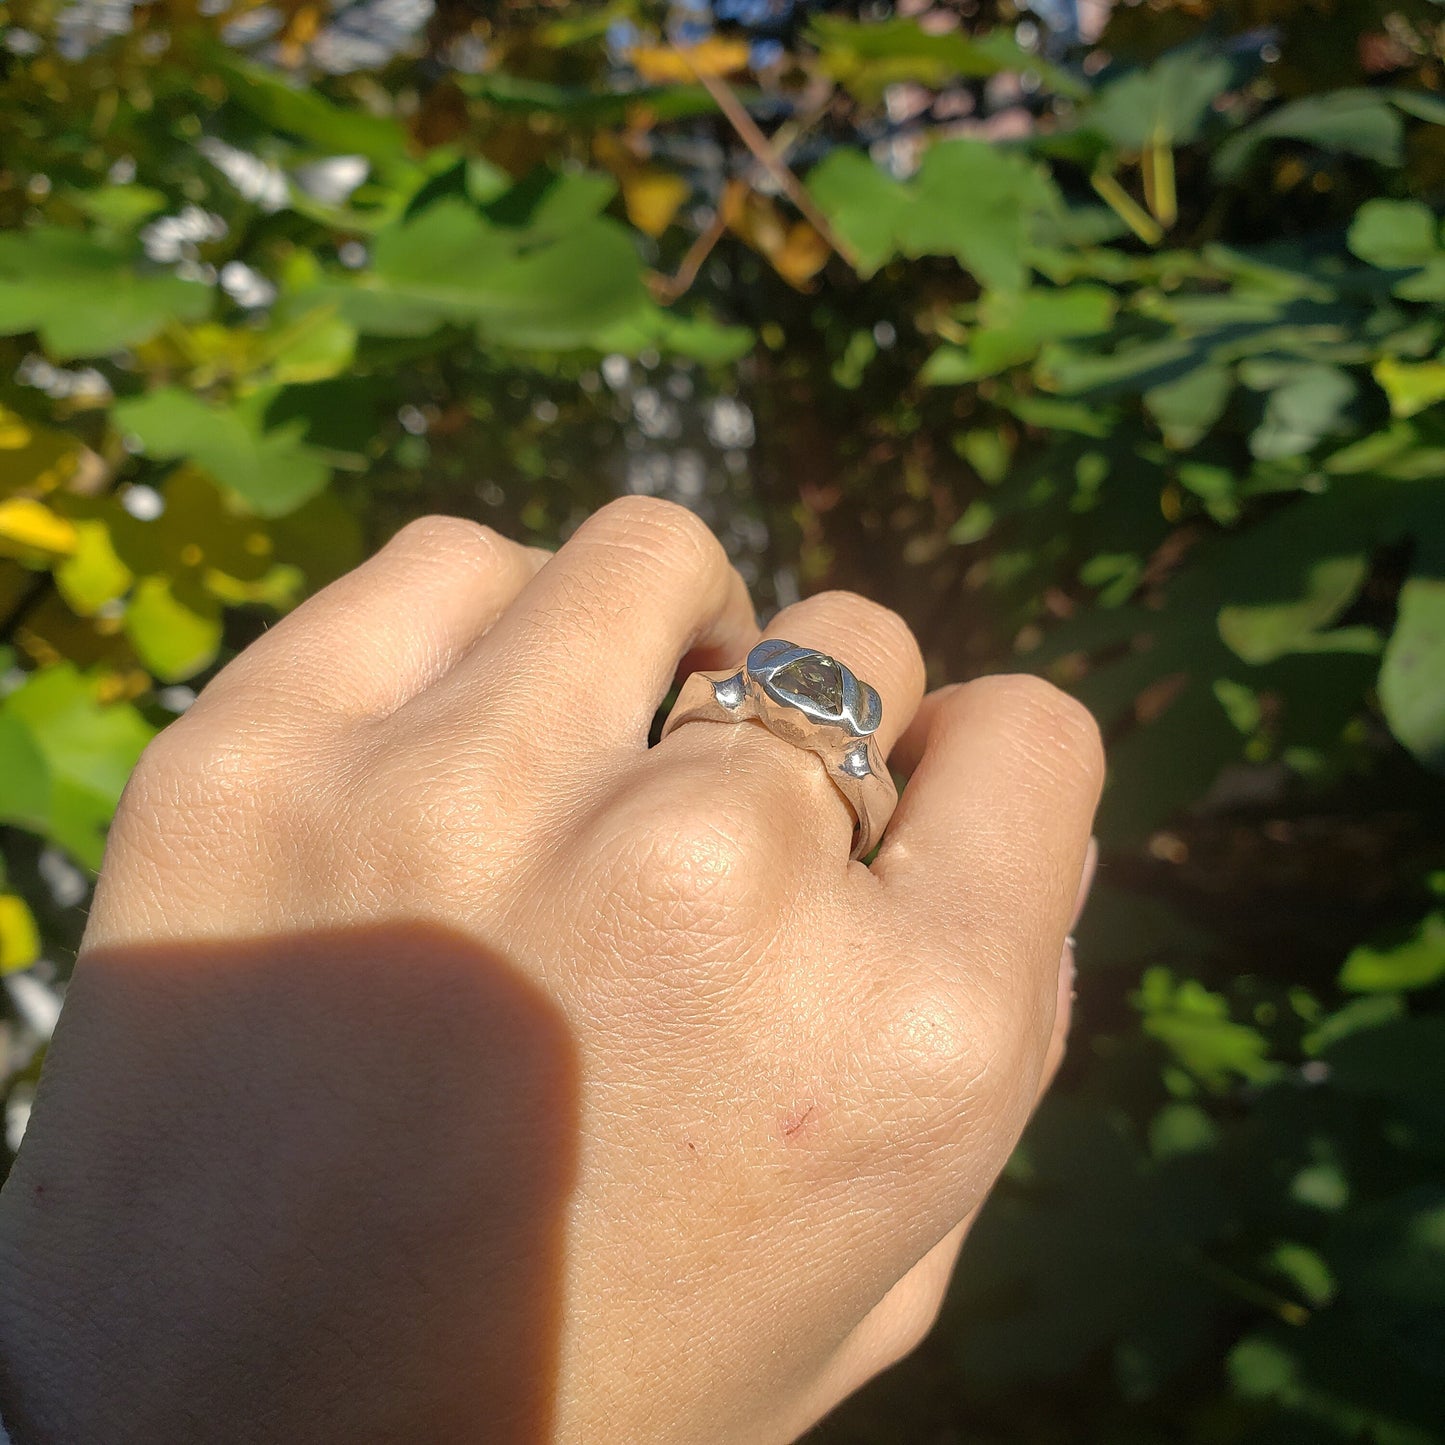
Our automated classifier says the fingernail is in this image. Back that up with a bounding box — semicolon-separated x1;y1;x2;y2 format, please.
1069;836;1099;933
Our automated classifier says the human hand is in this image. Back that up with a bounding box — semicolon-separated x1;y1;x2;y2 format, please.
0;499;1102;1444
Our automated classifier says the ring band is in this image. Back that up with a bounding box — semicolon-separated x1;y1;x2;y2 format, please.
661;639;897;861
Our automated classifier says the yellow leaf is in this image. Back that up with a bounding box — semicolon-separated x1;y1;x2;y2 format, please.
725;188;830;289
631;36;750;83
624;168;691;237
0;894;41;974
55;518;133;616
0;497;78;558
1374;357;1445;419
771;222;831;288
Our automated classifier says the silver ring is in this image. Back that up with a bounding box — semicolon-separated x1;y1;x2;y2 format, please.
661;639;896;861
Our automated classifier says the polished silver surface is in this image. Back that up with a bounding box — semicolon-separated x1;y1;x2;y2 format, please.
661;639;896;861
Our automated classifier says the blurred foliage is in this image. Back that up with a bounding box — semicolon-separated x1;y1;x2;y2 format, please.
1;0;1443;1440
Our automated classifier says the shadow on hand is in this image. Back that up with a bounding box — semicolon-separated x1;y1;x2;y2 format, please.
0;922;579;1445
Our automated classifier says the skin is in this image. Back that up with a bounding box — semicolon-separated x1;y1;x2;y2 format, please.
0;498;1103;1444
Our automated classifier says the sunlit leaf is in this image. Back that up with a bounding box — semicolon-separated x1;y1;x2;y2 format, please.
810;14;1086;102
0;229;210;360
0;498;78;558
0;893;41;974
115;388;332;518
1374;357;1445;419
622;168;690;238
310;197;649;347
0;710;50;832
1132;967;1283;1090
4;664;153;868
1218;555;1371;663
809;140;1059;289
630;37;750;83
1341;911;1445;992
54;520;133;616
125;575;224;683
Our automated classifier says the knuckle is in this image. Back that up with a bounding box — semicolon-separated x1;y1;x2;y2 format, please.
390;517;525;583
389;514;514;577
614;799;760;921
580;496;722;573
966;673;1105;786
867;978;982;1108
812;590;914;649
859;962;1040;1151
124;717;241;808
115;717;314;875
580;789;775;983
795;592;925;688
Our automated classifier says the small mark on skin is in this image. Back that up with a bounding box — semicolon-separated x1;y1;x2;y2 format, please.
781;1104;817;1141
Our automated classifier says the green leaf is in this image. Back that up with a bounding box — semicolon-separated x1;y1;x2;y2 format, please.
806;150;909;277
1243;361;1358;460
125;575;224;683
1218;555;1371;663
115;388;332;518
69;184;169;232
809;15;1086;102
1390;88;1445;126
1374;357;1445;419
809;141;1059;290
1228;1335;1299;1399
933;285;1119;381
911;143;1060;292
462;72;722;126
1148;1102;1219;1160
1348;200;1440;270
1132;966;1283;1090
54;520;134;616
0;229;211;360
1214;90;1404;181
217;53;414;171
1144;363;1233;448
1340;911;1445;992
1302;993;1404;1054
0;709;50;832
4;664;153;868
948;500;995;544
590;305;753;364
478;166;616;242
1081;45;1238;151
1379;569;1445;773
317;198;648;346
1266;1242;1336;1309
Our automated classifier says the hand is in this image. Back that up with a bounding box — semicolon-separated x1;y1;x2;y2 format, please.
0;499;1102;1444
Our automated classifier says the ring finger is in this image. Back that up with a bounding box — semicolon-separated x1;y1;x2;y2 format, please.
657;590;926;865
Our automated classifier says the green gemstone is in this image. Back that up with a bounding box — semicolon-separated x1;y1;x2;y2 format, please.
772;654;844;712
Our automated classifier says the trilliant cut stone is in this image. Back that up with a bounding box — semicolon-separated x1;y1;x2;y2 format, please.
770;653;845;714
